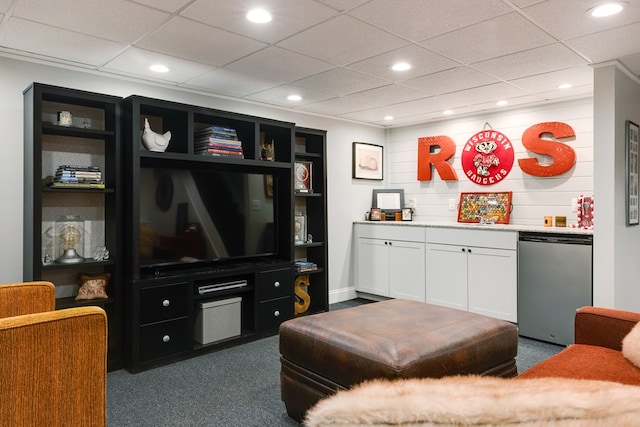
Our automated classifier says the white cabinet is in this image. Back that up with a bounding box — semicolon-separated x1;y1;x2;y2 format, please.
425;228;517;322
354;224;426;302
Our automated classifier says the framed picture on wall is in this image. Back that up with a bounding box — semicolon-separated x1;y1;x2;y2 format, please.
626;120;639;225
353;142;383;180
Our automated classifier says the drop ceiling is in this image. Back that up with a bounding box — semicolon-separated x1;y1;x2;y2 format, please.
1;0;639;127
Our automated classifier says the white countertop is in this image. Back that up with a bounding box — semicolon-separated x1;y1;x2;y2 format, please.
353;220;594;235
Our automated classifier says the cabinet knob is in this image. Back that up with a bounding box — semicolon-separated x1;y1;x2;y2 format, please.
162;299;170;307
274;281;280;288
274;310;280;317
468;248;472;253
162;335;171;343
461;248;466;252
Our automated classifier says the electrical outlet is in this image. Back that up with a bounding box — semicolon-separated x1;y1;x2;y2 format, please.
448;198;456;211
571;198;578;212
407;199;416;208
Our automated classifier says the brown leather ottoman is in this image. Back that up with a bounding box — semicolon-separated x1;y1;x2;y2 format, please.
279;299;518;422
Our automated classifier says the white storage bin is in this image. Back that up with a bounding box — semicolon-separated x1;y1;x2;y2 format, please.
195;297;242;345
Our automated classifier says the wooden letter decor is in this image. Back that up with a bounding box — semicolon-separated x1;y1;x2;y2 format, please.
518;122;576;177
295;275;311;315
417;136;458;181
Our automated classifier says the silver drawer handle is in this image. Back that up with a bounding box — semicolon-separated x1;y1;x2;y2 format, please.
274;281;280;288
162;335;171;343
274;310;280;317
162;299;170;307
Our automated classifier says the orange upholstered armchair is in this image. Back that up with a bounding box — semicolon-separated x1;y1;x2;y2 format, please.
0;281;107;426
518;306;640;385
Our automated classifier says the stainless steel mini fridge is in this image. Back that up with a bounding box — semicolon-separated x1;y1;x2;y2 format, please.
517;232;593;346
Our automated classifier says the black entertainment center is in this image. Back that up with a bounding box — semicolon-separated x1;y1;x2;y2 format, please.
121;95;327;372
23;84;328;373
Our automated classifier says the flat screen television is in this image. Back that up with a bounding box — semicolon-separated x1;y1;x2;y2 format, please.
138;166;277;272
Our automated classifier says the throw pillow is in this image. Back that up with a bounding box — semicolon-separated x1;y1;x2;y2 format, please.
75;273;110;301
622;321;640;368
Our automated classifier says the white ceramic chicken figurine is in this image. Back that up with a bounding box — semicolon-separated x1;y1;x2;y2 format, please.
141;117;171;152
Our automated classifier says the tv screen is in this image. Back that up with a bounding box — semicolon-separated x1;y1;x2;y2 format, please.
138;167;277;269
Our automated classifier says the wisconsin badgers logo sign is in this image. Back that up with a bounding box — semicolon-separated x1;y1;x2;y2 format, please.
461;130;514;185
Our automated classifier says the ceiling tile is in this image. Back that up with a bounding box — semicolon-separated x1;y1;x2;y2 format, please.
301;98;377;116
566;23;640;64
225;46;335;83
422;12;556;64
181;0;339;44
0;0;12;13
12;0;170;44
0;18;126;66
432;82;532;107
509;66;593;94
136;16;267;66
402;66;499;96
314;0;370;12
292;67;390;96
130;0;192;13
182;68;281;97
348;0;513;42
472;43;587;81
521;0;640;40
100;47;214;83
346;44;459;82
277;14;407;66
245;84;335;107
339;83;429;107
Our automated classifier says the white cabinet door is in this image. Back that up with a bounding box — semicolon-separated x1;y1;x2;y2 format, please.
425;243;468;310
389;240;425;302
355;238;390;297
467;246;517;322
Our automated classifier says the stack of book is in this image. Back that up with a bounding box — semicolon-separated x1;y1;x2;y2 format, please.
295;261;318;273
46;165;105;189
195;126;244;158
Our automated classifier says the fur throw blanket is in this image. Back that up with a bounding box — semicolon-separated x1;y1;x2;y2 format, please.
304;375;640;426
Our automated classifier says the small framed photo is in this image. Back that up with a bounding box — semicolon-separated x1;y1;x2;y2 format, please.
353;142;383;180
369;208;381;221
402;208;413;221
295;161;313;193
294;214;306;244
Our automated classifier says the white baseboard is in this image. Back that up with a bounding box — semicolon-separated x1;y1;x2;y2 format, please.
329;286;357;304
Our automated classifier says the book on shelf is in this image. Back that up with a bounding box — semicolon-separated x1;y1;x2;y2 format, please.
48;181;106;189
45;165;105;188
295;261;318;272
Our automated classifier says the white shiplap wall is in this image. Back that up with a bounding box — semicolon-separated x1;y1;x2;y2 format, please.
387;98;594;226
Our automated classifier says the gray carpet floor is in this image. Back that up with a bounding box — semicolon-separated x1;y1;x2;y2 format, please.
107;299;563;426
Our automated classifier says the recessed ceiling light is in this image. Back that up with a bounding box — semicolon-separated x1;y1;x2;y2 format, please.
587;1;627;17
247;8;272;23
558;83;573;89
443;110;454;115
391;62;411;72
287;94;302;101
149;64;170;73
496;100;509;107
384;115;394;121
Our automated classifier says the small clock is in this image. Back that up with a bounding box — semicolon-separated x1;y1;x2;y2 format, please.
155;174;173;211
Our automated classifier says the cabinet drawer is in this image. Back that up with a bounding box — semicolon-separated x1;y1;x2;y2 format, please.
258;297;293;331
426;227;517;250
139;317;190;362
139;282;189;324
355;223;426;242
257;268;292;302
